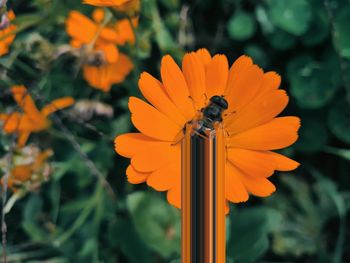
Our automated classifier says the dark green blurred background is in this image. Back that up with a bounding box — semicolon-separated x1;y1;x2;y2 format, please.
1;0;350;262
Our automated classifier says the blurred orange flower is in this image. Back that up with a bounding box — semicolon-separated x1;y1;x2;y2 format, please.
0;10;16;56
83;0;140;16
83;0;131;6
65;9;134;91
115;48;300;209
0;145;53;192
0;86;74;147
6;148;53;191
83;53;133;92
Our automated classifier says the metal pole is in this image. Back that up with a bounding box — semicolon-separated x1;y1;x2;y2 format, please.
182;120;226;263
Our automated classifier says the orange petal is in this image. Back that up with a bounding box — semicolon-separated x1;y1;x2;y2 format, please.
83;54;133;92
11;86;41;117
225;89;289;134
129;96;181;141
41;97;75;116
225;201;230;215
114;19;135;45
115;133;170;157
160;55;195;120
138;72;186;126
205;54;229;98
225;56;263;113
0;113;8;121
83;0;130;6
238;170;276;197
167;184;181;209
115;133;180;173
182;52;206;109
195;48;211;67
227;149;276;178
147;159;180;191
227;117;301;150
2;112;21;133
32;149;53;170
131;144;179;172
126;165;149;184
17;131;31;147
98;43;119;63
11;165;32;181
225;162;249;203
114;133;146;158
65;11;97;44
0;12;16;56
267;151;300;171
92;8;105;23
259;71;281;94
110;53;134;83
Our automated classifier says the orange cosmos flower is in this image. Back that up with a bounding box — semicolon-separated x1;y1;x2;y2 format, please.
0;10;16;56
115;48;300;209
0;86;74;147
65;9;134;91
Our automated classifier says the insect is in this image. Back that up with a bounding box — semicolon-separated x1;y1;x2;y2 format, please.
201;95;228;125
172;95;230;145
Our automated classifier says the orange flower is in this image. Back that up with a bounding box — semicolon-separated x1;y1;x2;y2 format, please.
0;86;74;147
65;9;134;91
83;0;131;6
1;146;53;191
0;10;16;56
115;49;300;209
83;53;133;92
83;0;140;15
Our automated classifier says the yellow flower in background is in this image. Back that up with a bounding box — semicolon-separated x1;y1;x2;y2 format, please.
65;9;135;92
0;86;74;147
115;49;300;209
0;10;16;56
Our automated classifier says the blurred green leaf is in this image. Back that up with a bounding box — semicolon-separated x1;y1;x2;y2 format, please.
323;147;350;161
328;98;350;143
127;191;181;258
294;116;329;153
255;5;274;34
333;6;350;58
301;7;329;46
108;216;153;263
227;207;281;263
267;28;296;50
159;0;179;10
22;194;47;241
287;54;341;109
244;44;268;68
266;0;312;36
111;113;131;137
227;11;256;41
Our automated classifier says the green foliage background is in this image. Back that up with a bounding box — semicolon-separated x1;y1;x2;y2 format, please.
1;0;350;262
